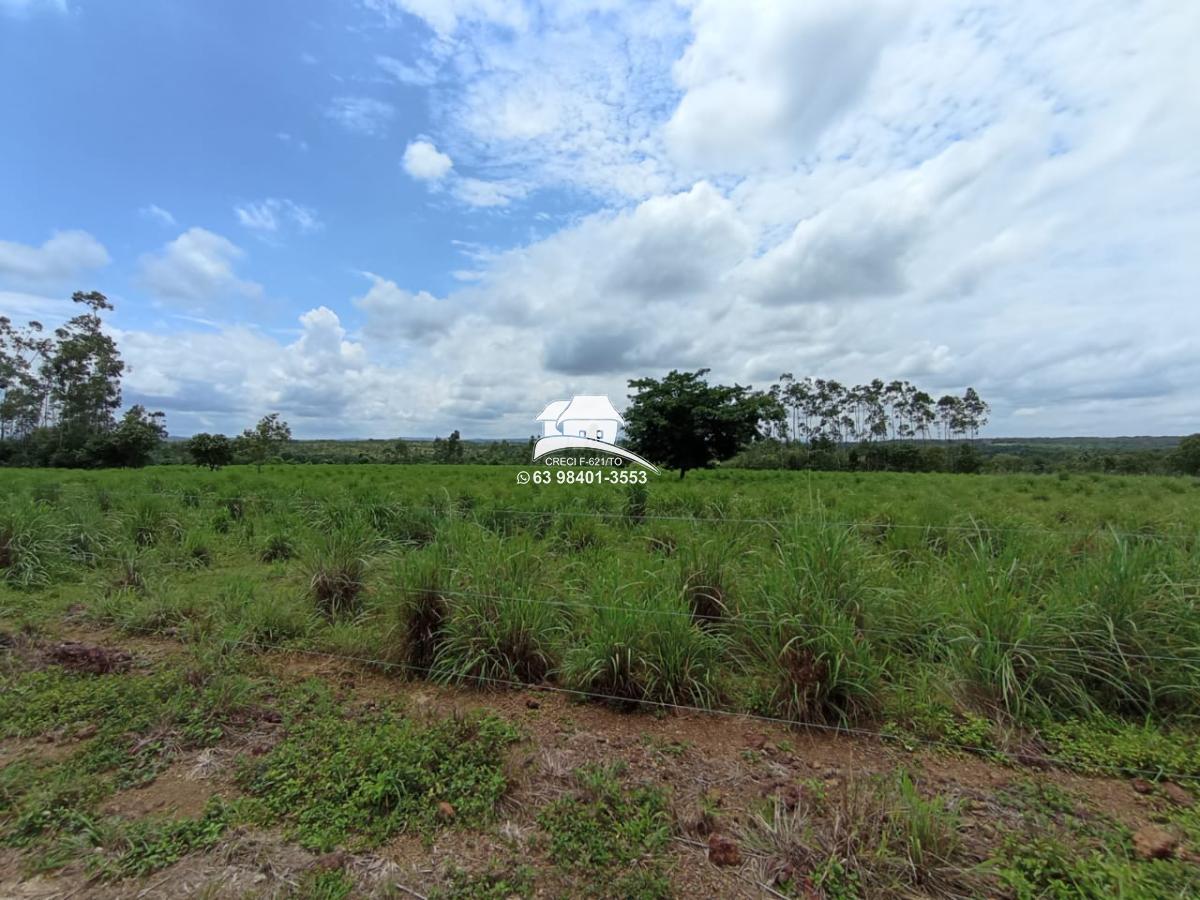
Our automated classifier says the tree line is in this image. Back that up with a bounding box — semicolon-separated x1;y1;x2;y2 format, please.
0;293;166;468
4;293;1196;477
621;369;992;477
763;374;989;445
621;369;1199;478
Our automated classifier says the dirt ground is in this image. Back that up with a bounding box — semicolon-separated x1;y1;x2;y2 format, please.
0;632;1194;899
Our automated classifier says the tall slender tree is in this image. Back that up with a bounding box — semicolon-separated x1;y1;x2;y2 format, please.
46;292;124;439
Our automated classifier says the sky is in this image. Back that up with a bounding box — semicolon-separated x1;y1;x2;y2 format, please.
1;0;1198;439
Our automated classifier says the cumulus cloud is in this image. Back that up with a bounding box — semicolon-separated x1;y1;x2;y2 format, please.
355;274;455;342
402;140;454;181
234;199;322;234
325;97;395;136
137;228;262;304
0;230;109;284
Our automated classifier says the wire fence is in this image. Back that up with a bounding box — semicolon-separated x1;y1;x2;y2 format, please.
15;486;1200;544
9;486;1200;664
7;481;1200;780
226;638;1200;784
376;584;1200;665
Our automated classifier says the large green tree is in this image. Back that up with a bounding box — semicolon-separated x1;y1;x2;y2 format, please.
98;405;167;467
625;369;775;479
187;432;234;470
238;414;292;471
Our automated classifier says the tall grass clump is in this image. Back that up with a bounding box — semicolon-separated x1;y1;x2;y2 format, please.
433;531;563;685
0;502;59;588
742;771;972;896
624;482;649;524
743;524;883;724
382;548;449;672
942;546;1081;720
562;571;725;707
61;503;112;568
392;505;441;546
125;498;182;548
676;536;741;627
260;532;296;563
225;580;315;648
304;517;377;618
1060;535;1200;716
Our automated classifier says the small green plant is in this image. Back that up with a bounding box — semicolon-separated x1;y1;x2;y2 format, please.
297;868;357;900
536;764;670;895
92;799;230;879
433;864;534;900
241;695;518;850
260;532;296;563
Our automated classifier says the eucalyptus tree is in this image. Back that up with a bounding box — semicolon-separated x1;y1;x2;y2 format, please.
0;316;51;439
46;291;124;438
962;388;990;440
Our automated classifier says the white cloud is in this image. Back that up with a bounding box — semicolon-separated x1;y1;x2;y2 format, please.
234;199;322;234
665;0;907;173
325;96;396;136
355;274;454;342
100;0;1200;437
377;54;439;86
137;228;262;304
139;204;177;227
117;306;409;436
364;0;528;38
368;1;688;201
452;177;524;207
402;139;454;181
0;230;109;284
0;290;71;320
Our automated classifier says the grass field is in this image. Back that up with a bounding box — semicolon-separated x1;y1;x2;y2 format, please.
3;465;1200;897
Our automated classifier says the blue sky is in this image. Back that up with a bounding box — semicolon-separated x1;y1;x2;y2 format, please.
2;0;1198;438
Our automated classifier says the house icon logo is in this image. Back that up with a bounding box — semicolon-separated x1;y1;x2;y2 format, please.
533;395;659;473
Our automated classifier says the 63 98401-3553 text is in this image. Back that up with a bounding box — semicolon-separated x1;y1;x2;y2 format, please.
516;469;647;485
